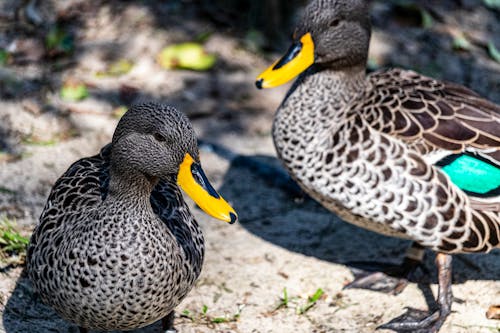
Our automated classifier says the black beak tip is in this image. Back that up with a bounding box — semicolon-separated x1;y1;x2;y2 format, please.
255;79;263;89
229;212;238;224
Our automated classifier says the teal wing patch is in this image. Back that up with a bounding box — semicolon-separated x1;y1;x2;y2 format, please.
436;153;500;197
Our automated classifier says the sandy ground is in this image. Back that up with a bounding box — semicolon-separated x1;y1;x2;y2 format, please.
0;1;499;332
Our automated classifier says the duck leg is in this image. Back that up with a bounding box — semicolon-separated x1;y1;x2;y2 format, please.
344;242;427;295
378;253;453;333
162;311;176;333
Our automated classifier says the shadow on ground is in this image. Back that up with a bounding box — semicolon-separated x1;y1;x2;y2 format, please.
217;153;500;281
216;152;500;325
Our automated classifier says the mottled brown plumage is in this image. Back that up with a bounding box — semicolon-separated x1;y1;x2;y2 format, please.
276;67;499;254
361;69;500;156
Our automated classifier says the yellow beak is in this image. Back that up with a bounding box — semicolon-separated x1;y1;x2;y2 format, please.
177;153;237;224
255;33;315;89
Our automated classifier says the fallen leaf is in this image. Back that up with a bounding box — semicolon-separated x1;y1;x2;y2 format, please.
96;59;134;77
452;32;472;51
45;26;74;56
483;0;500;9
60;81;89;101
0;49;9;66
112;106;128;119
486;305;500;319
157;43;216;71
487;41;500;63
420;8;433;29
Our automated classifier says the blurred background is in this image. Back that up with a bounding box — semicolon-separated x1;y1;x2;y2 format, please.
0;0;499;332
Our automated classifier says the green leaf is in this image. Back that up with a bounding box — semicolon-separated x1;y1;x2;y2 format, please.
195;31;213;43
420;8;433;29
0;49;9;66
452;33;472;51
96;59;134;77
483;0;500;9
157;43;216;71
0;217;29;258
487;41;500;63
282;287;288;306
202;304;208;315
211;317;228;323
112;106;128;119
60;82;89;101
22;137;58;146
309;288;324;303
45;26;74;54
297;288;324;314
180;309;194;321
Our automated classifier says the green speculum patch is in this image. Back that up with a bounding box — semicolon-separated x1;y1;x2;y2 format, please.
439;154;500;196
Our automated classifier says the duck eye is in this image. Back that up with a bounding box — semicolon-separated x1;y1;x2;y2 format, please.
153;133;166;142
329;19;341;27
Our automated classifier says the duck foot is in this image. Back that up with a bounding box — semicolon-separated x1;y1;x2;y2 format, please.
162;311;176;333
344;243;428;295
378;253;453;333
377;306;449;333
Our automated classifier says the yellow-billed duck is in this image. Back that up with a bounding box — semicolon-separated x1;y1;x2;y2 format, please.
27;103;237;332
255;0;499;331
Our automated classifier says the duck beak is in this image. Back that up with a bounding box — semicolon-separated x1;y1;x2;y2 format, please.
177;153;237;224
255;33;315;89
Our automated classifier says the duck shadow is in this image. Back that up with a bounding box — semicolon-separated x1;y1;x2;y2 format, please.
216;153;500;285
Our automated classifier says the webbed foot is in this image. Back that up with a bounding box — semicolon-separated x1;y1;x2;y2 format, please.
378;253;453;333
378;306;450;333
344;243;428;295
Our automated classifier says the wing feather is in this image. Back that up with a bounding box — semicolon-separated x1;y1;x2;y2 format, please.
363;69;500;163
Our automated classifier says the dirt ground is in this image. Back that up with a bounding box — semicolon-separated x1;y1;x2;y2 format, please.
0;1;499;332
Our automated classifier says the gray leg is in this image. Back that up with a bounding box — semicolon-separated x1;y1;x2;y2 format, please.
378;253;453;332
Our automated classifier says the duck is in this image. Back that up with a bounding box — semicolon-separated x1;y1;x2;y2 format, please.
27;103;237;333
255;0;500;331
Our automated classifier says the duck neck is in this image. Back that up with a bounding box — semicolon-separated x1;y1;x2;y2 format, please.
107;165;158;210
272;65;367;178
309;64;365;98
275;64;367;137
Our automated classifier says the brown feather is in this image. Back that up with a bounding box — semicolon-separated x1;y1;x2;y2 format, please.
364;69;500;153
469;199;500;212
422;133;463;151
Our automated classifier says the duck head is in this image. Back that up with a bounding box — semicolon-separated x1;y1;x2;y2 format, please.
256;0;371;89
111;103;237;224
